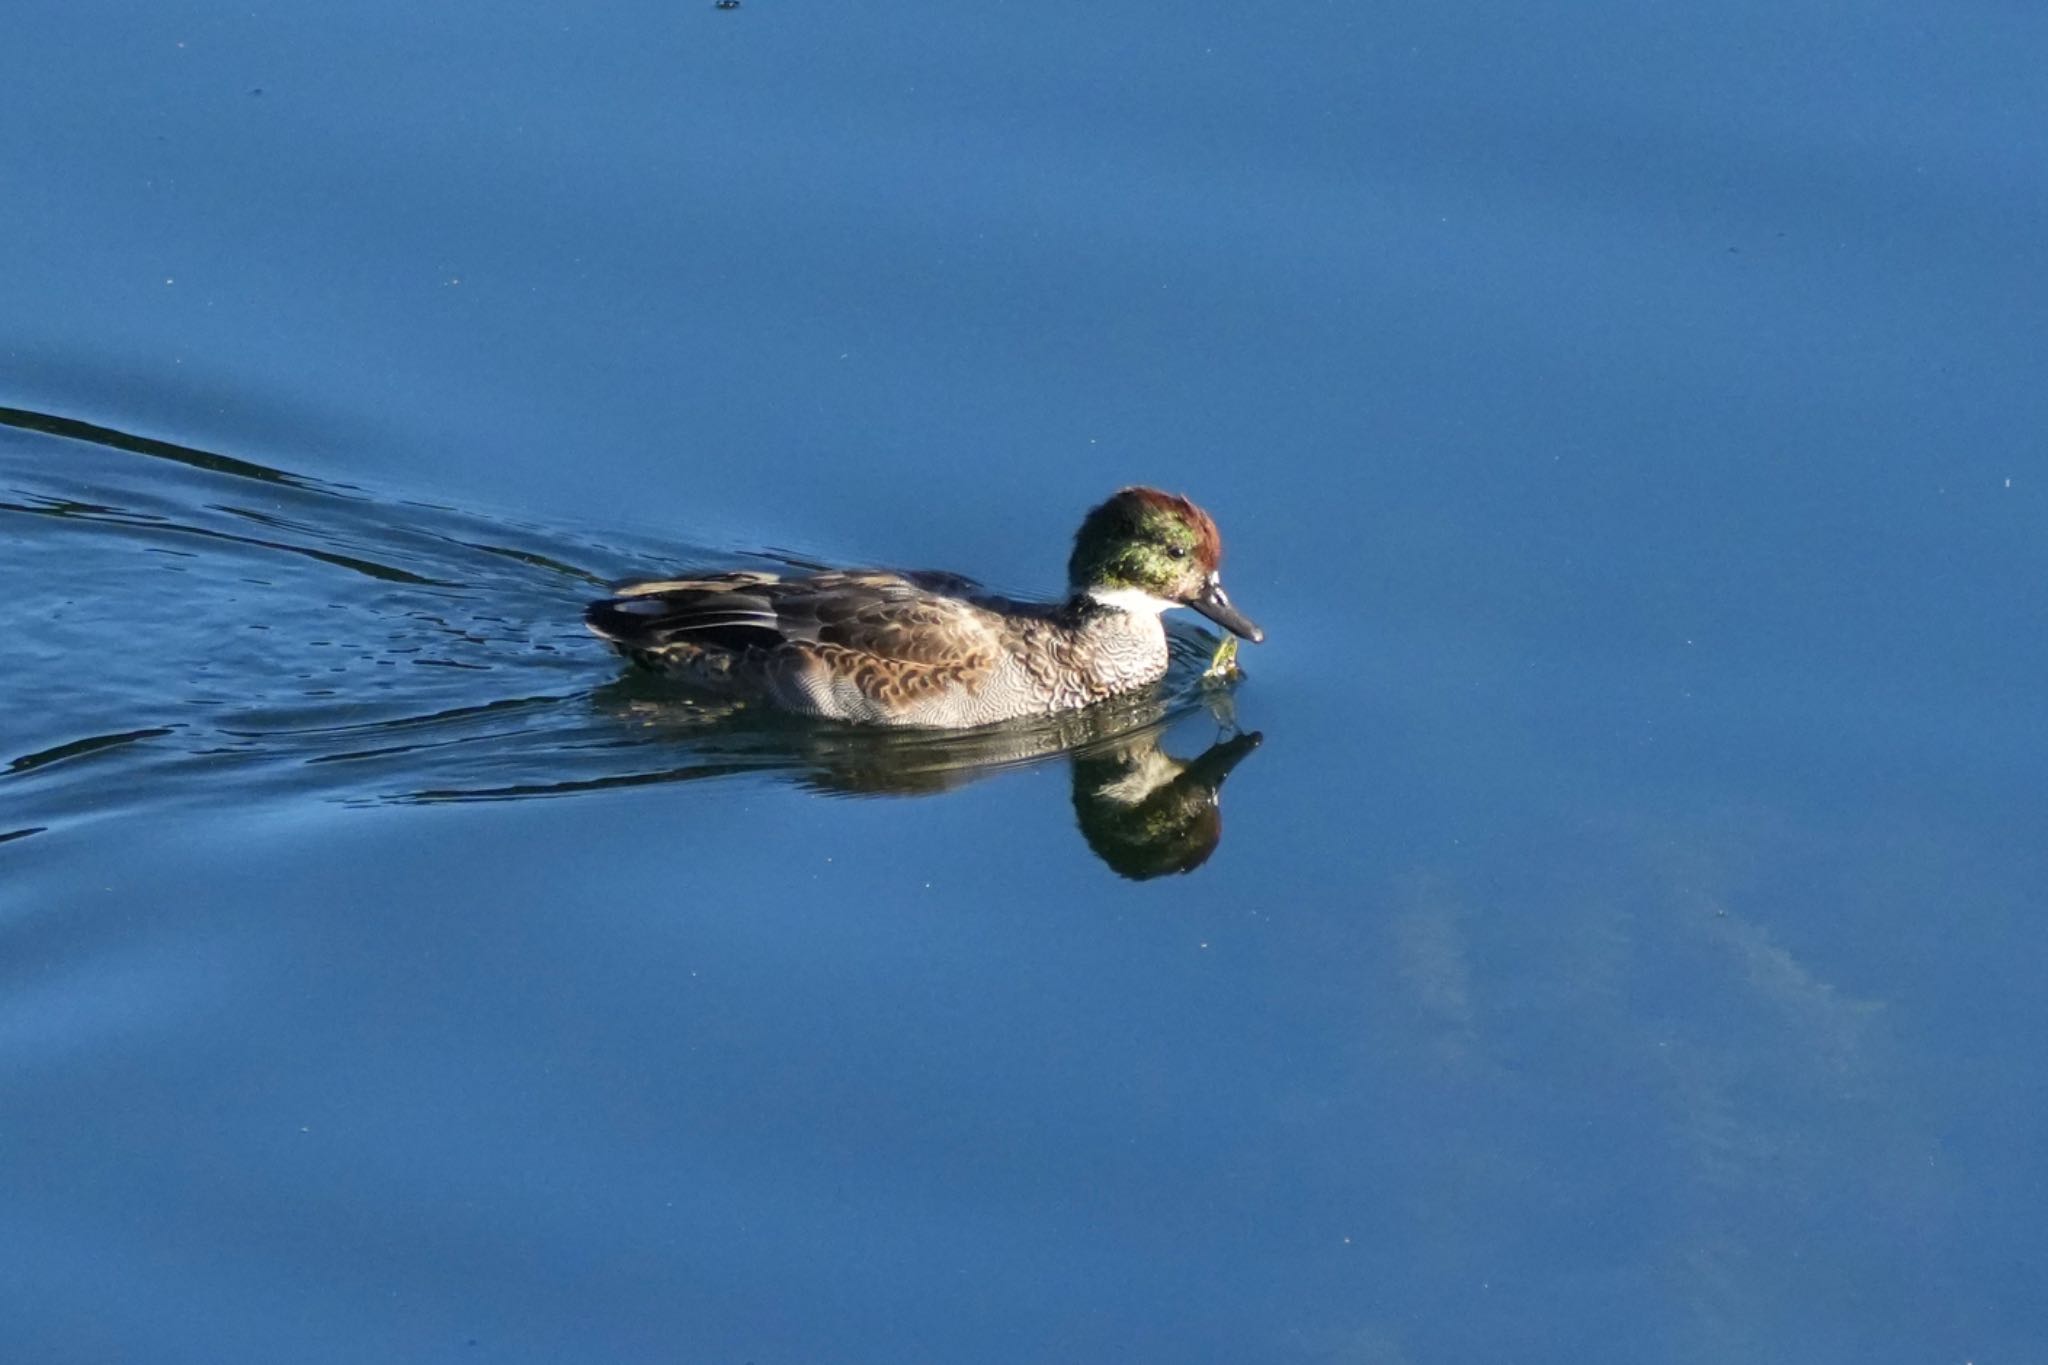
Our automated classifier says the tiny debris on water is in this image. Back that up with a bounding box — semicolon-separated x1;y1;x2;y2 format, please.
1202;634;1241;680
714;0;739;8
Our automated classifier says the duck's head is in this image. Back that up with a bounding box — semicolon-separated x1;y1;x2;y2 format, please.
1067;487;1264;643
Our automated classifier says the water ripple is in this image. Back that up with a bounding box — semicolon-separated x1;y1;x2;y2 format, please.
0;404;1252;868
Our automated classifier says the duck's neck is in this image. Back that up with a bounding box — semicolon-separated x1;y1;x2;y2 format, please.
1082;586;1176;618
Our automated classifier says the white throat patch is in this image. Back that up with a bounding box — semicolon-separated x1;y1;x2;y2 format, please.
1088;586;1177;616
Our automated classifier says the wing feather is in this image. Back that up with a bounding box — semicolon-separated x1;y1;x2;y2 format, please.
586;568;1005;705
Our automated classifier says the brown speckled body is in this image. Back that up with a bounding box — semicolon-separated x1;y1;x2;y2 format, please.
589;569;1169;728
585;487;1260;730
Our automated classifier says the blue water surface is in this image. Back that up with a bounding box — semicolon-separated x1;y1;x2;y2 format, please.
4;1;2046;1361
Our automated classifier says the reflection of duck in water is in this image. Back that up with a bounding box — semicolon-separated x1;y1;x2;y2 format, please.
587;681;1264;880
584;487;1262;727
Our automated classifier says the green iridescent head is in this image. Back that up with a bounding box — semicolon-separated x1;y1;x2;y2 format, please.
1066;487;1263;642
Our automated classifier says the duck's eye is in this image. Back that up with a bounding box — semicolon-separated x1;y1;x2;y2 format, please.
1168;545;1188;560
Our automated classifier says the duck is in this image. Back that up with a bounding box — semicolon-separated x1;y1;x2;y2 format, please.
583;487;1263;728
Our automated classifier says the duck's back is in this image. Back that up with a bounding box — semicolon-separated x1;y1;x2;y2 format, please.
586;568;1078;726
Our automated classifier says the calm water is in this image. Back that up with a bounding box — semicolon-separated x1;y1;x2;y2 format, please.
6;1;2046;1361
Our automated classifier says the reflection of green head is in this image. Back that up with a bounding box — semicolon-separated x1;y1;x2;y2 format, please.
1072;729;1263;879
1067;487;1221;599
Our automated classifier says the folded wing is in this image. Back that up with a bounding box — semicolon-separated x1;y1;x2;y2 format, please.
585;570;1005;706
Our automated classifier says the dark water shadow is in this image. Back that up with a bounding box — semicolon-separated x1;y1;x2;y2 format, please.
0;403;1266;877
